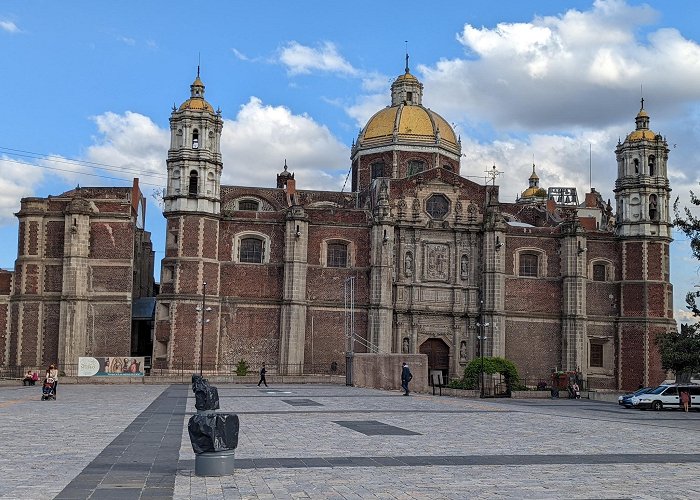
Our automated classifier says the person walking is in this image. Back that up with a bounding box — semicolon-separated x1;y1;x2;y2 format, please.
401;362;412;396
257;362;268;387
680;389;690;412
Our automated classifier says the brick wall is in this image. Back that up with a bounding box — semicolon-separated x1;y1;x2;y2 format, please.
220;303;280;367
88;303;132;356
586;282;619;316
42;303;60;366
91;266;131;293
619;325;645;390
505;318;561;379
181;216;200;257
44;265;63;293
24;264;40;295
304;309;351;369
505;279;561;314
622;283;644;317
45;221;65;258
624;242;643;280
220;264;283;298
647;242;663;281
89;222;134;259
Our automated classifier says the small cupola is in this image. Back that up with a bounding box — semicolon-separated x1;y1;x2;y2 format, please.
276;160;294;189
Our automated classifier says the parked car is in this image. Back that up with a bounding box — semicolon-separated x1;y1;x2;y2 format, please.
618;387;654;408
630;384;700;410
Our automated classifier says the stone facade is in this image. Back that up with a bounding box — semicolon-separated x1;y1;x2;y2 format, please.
152;69;675;391
4;180;155;369
3;67;676;391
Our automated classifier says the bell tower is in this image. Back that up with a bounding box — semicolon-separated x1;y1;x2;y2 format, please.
614;101;675;389
164;69;224;215
614;101;671;238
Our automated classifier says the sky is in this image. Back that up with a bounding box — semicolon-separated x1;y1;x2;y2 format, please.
1;0;700;322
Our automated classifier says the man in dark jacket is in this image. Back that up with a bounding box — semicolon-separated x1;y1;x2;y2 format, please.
258;362;268;387
401;362;412;396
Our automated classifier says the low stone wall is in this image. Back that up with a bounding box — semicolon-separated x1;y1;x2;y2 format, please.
434;387;479;398
351;353;428;393
511;390;551;399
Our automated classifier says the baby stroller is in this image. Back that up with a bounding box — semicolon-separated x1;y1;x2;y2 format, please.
41;377;56;401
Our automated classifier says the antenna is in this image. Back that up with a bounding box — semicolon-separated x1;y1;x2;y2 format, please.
589;143;592;192
198;52;201;77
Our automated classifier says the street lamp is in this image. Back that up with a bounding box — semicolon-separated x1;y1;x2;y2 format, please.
196;282;212;376
476;321;489;398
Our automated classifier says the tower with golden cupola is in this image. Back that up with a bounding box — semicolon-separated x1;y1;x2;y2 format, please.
614;101;675;388
164;69;224;215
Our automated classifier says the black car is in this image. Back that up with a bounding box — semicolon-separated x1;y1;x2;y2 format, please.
618;387;654;408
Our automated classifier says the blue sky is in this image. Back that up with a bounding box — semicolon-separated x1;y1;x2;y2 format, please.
1;0;699;322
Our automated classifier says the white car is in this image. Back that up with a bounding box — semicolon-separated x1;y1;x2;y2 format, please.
631;384;700;410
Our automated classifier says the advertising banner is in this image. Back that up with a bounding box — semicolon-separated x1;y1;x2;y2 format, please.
78;356;145;377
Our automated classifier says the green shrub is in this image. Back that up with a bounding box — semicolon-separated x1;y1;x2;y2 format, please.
459;357;521;391
235;359;249;376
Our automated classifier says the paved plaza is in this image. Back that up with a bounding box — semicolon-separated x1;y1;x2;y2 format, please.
0;382;698;499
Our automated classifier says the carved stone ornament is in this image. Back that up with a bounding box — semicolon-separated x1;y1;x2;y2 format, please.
404;252;414;277
424;243;449;281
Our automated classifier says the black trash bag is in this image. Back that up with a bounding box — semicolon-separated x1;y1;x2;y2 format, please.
188;413;240;454
191;374;220;411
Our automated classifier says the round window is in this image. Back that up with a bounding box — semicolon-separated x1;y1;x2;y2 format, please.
426;194;450;219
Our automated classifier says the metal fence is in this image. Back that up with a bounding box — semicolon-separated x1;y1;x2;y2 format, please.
0;359;345;379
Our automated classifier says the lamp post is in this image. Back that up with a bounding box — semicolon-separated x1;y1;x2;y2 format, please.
476;320;489;398
196;282;212;376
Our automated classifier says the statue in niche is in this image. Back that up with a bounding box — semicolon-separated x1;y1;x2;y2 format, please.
402;337;409;354
404;252;413;277
460;255;469;279
460;341;467;362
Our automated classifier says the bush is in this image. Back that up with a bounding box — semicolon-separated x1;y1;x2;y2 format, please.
458;357;521;391
235;359;249;376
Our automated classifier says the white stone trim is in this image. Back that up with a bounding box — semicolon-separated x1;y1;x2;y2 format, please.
320;238;355;268
513;247;547;278
589;258;614;282
233;231;271;264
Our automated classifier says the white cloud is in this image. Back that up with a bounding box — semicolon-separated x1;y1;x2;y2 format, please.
231;48;250;61
86;111;169;184
0;157;43;224
279;41;358;76
221;97;349;190
418;0;700;130
118;36;136;46
0;20;20;34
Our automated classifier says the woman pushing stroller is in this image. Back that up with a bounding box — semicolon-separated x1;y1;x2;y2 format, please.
41;364;58;400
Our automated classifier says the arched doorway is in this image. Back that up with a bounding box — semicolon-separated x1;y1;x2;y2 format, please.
419;338;450;381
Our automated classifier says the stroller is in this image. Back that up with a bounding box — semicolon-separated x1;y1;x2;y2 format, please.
41;377;56;401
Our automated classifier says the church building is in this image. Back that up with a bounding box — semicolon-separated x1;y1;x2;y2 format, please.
153;64;675;390
0;62;675;391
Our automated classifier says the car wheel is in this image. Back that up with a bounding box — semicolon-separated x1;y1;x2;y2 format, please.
652;400;663;411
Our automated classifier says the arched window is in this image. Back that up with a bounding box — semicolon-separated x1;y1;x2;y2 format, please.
240;237;264;263
327;242;348;268
408;160;425;176
192;129;199;149
633;158;639;174
371;162;385;180
593;264;607;282
238;200;259;211
649;155;655;176
518;253;539;277
188;170;198;196
649;194;658;220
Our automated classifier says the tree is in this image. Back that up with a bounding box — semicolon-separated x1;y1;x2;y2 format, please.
673;191;700;260
656;321;700;383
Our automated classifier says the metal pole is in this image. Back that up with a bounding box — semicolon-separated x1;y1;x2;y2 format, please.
480;326;484;398
200;281;207;376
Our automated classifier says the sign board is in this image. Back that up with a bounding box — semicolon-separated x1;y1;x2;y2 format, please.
78;357;145;377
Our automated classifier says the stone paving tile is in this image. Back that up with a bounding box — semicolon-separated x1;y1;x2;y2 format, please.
177;384;700;499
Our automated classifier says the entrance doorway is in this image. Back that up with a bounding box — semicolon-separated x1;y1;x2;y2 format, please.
419;338;450;381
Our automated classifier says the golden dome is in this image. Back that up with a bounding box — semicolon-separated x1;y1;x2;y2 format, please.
521;187;547;198
626;129;656;141
360;104;457;146
178;73;214;112
179;98;214;112
395;71;418;82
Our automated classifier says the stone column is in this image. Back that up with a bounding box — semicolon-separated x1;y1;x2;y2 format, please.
279;207;308;375
560;219;587;374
